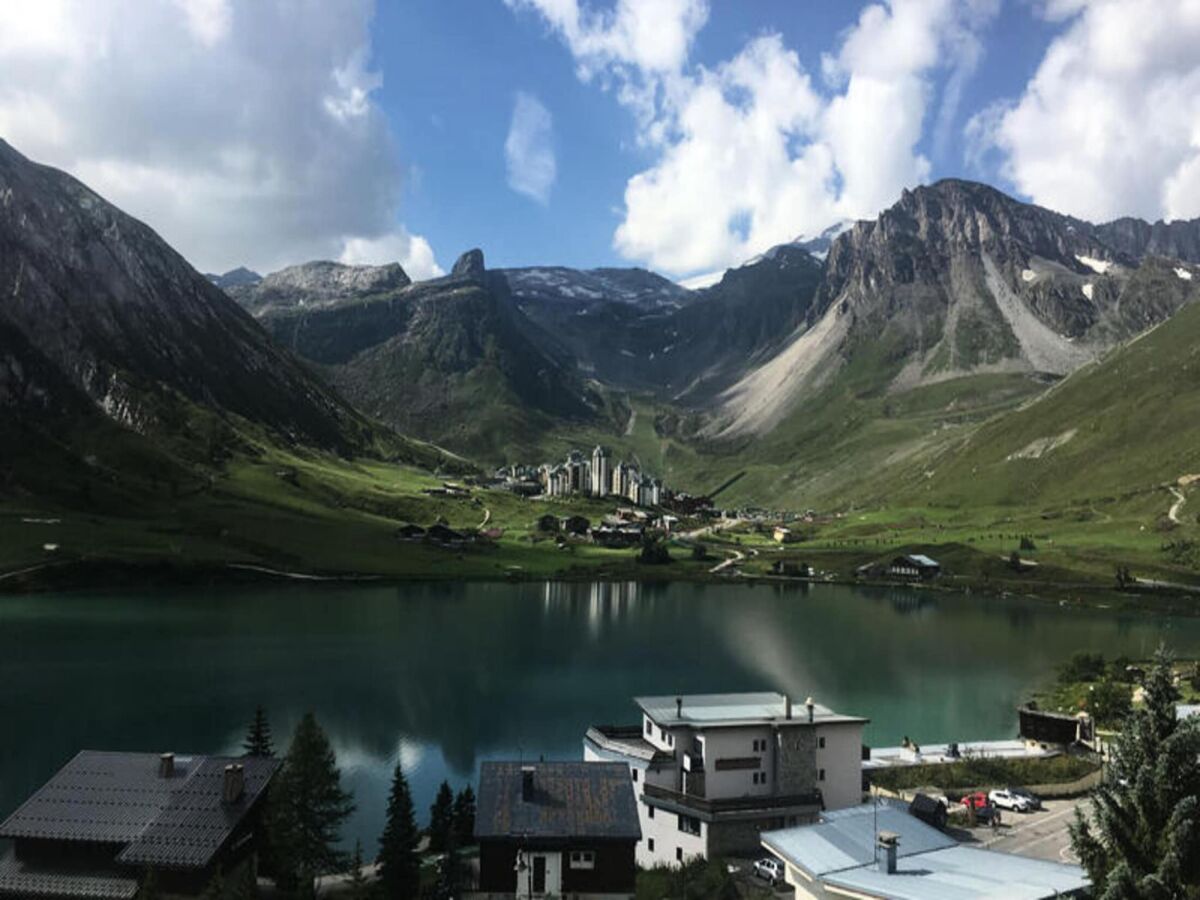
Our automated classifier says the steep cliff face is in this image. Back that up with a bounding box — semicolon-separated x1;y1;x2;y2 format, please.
0;138;376;453
227;260;411;316
712;179;1200;437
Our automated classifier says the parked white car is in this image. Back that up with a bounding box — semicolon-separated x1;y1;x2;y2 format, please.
989;788;1034;812
753;857;785;885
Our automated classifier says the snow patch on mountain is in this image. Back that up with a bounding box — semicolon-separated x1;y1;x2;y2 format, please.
984;256;1094;374
1076;254;1113;275
1176;267;1194;281
1082;283;1094;301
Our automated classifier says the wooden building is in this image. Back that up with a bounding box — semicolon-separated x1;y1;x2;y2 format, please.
888;554;941;580
473;761;641;899
0;751;278;900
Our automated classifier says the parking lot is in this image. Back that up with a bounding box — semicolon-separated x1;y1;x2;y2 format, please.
956;797;1090;864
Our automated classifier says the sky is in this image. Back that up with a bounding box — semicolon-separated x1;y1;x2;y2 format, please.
2;0;1199;282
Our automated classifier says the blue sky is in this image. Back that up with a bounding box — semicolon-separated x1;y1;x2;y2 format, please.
373;1;1058;273
4;1;1199;280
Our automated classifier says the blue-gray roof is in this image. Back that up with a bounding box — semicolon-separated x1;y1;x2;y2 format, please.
824;846;1089;899
762;801;955;877
476;762;641;841
0;751;278;870
763;802;1088;899
635;692;865;727
905;554;940;567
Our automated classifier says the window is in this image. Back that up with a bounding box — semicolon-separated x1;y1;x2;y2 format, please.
678;814;701;836
752;738;766;752
753;771;768;785
632;768;639;782
676;847;683;862
648;805;655;819
668;734;674;747
818;736;826;749
569;851;596;870
646;719;652;735
819;768;826;781
648;838;655;852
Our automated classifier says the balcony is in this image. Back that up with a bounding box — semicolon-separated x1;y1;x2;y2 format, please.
641;782;823;821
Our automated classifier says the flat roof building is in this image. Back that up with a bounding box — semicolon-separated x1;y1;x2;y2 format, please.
761;800;1088;899
585;691;867;869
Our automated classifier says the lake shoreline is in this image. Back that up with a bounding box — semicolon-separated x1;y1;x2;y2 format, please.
4;553;1199;618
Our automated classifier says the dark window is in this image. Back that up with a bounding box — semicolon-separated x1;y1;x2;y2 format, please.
648;838;655;852
678;814;701;836
569;850;596;870
819;768;826;781
676;847;683;862
818;736;826;749
648;805;655;819
646;720;652;735
632;768;639;782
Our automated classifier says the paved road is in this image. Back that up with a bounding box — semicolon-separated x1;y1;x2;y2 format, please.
971;797;1089;864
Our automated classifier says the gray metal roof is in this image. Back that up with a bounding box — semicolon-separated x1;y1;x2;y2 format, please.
0;751;278;870
635;692;867;728
476;761;641;841
762;801;956;877
823;846;1089;899
0;853;138;900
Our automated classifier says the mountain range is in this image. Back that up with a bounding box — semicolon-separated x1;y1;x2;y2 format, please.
4;135;1200;522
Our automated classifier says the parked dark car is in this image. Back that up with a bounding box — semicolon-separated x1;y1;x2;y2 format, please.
909;793;948;830
1008;786;1043;810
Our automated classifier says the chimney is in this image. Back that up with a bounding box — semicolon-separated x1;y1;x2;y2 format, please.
521;765;536;802
223;764;245;805
784;695;793;720
675;697;683;719
877;832;899;874
805;697;815;723
158;753;175;778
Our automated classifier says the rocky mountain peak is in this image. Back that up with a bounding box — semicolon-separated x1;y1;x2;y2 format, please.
451;248;486;280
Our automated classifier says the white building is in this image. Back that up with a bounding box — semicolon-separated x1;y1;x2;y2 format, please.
583;692;867;868
591;446;611;497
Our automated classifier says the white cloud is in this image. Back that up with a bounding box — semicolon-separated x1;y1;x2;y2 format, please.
339;230;444;281
510;0;999;276
0;0;438;275
505;92;558;204
971;0;1200;223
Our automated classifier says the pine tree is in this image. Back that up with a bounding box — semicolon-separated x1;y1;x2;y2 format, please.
243;706;274;758
1069;647;1200;898
427;781;455;854
347;841;369;900
429;827;465;900
378;764;421;899
452;786;476;848
267;712;356;897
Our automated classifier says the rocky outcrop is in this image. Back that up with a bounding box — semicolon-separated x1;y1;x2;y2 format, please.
229;259;410;315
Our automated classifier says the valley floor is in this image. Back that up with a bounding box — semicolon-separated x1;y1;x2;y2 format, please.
2;446;1199;617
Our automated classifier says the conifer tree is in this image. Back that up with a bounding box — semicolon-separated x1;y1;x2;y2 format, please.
1070;647;1200;898
452;785;476;847
427;781;455;854
347;841;369;900
429;826;465;899
378;764;421;899
243;706;274;758
267;712;356;897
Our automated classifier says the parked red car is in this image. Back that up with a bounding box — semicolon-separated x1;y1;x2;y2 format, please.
959;791;989;810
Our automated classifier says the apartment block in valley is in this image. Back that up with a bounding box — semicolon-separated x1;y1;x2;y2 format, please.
583;692;867;868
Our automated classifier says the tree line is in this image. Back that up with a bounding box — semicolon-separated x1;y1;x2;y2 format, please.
144;706;476;899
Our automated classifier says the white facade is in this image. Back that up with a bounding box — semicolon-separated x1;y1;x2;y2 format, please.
584;693;867;869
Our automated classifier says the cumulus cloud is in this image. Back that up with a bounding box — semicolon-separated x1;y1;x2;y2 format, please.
509;0;999;276
970;0;1200;223
505;92;558;204
0;0;439;276
339;230;443;281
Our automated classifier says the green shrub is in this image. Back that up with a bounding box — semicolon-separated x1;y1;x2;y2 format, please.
867;753;1099;793
1059;651;1107;684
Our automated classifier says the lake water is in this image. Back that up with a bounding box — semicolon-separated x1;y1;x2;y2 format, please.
2;580;1198;852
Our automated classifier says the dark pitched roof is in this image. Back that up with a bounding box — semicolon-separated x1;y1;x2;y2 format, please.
476;762;641;841
0;751;279;870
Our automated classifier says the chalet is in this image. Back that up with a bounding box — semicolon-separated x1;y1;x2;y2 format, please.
772;561;813;578
536;514;560;533
591;526;644;548
0;751;278;900
888;554;940;580
560;515;591;536
474;761;640;899
396;523;427;541
773;526;799;544
427;523;467;545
